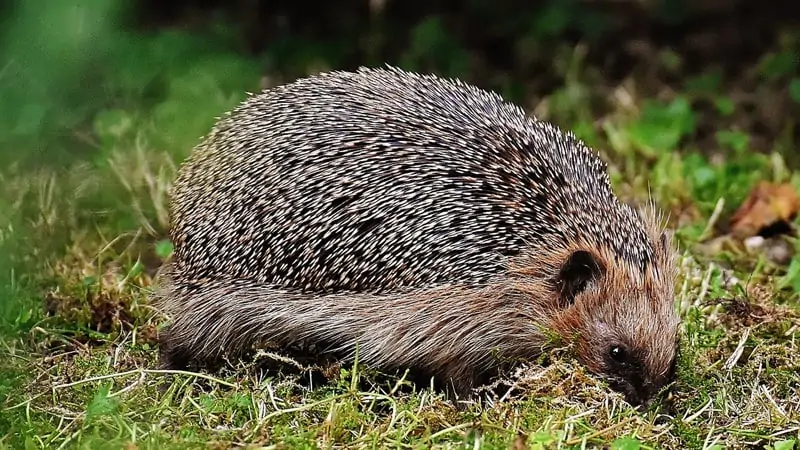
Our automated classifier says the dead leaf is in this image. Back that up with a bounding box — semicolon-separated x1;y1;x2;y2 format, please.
729;181;799;239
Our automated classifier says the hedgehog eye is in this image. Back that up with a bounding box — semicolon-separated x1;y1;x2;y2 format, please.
609;345;627;362
556;250;603;305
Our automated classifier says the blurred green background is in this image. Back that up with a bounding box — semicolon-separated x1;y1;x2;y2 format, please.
2;0;798;168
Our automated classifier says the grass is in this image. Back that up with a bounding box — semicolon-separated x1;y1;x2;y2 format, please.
2;15;800;450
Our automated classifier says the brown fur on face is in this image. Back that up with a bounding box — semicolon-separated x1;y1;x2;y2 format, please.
509;206;680;405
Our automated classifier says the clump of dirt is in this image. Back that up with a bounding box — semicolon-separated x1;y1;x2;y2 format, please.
37;231;168;349
717;296;779;330
719;279;798;322
44;288;135;335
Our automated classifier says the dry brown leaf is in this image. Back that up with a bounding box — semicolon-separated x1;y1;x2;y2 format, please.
729;181;799;238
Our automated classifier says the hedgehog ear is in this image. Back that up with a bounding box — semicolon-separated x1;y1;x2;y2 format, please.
556;250;603;306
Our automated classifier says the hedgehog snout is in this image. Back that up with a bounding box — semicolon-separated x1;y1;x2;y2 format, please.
601;336;678;407
607;376;654;407
601;345;661;406
566;296;679;407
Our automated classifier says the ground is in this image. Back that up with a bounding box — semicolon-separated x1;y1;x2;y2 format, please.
1;3;800;449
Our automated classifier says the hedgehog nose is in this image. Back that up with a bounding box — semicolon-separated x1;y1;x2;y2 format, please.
640;383;657;402
634;390;656;408
623;385;651;407
634;378;670;408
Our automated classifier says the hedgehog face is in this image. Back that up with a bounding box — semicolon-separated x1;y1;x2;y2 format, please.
549;231;680;406
570;291;680;407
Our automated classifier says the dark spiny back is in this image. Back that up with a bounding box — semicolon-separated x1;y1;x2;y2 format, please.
170;66;655;294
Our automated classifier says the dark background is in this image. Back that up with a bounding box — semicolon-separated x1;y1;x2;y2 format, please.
1;0;798;169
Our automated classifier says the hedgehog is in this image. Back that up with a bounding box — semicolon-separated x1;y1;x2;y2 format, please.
155;66;681;406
